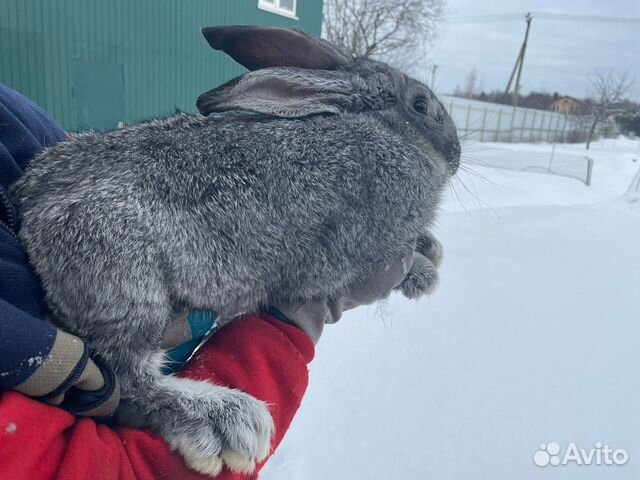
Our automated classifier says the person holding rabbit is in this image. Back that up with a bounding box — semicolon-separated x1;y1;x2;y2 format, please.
0;25;458;479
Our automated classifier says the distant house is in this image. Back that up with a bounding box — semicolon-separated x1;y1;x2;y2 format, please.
550;95;585;115
0;0;323;131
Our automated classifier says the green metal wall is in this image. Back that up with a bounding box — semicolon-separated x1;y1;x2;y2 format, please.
0;0;323;131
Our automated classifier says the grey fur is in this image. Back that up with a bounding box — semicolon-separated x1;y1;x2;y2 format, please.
11;27;459;474
398;252;439;299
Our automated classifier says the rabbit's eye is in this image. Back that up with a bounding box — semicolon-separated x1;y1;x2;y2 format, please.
413;99;428;114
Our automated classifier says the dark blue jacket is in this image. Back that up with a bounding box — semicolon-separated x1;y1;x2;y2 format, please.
0;84;69;388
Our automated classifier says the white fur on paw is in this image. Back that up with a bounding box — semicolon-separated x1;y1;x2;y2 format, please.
221;450;256;474
222;411;273;473
256;427;271;461
160;378;274;477
178;445;224;476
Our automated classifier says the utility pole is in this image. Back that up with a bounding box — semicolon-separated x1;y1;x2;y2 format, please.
430;64;438;91
504;13;532;108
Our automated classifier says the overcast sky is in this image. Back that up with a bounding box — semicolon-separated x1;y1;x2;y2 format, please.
425;0;640;99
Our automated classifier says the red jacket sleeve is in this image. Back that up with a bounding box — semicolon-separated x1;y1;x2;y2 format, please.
0;314;314;480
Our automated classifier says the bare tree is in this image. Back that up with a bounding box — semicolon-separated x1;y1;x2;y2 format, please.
585;70;635;149
322;0;445;71
464;67;478;98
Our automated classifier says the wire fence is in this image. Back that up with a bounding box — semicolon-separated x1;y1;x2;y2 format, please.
464;144;595;185
627;165;640;194
441;95;589;144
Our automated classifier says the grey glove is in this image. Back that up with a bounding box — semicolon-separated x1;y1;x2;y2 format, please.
275;236;442;344
14;329;120;417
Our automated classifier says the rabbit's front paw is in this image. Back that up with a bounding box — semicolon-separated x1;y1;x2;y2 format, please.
396;232;443;299
159;378;274;476
416;232;444;269
398;252;439;298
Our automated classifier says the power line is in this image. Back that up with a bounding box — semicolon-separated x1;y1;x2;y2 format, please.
448;12;640;24
447;13;525;23
531;12;640;23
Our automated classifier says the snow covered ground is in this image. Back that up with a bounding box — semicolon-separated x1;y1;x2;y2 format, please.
262;138;640;480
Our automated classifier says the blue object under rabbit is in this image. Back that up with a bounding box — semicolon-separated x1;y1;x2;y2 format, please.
161;310;219;375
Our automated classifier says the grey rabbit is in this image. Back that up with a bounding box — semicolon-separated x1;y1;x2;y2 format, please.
12;26;460;475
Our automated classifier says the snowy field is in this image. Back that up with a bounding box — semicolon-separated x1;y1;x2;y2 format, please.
263;138;640;480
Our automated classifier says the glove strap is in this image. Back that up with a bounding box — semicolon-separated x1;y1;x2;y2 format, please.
61;353;119;418
36;344;89;401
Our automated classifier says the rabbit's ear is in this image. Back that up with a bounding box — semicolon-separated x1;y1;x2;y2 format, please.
201;25;347;71
197;68;356;118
